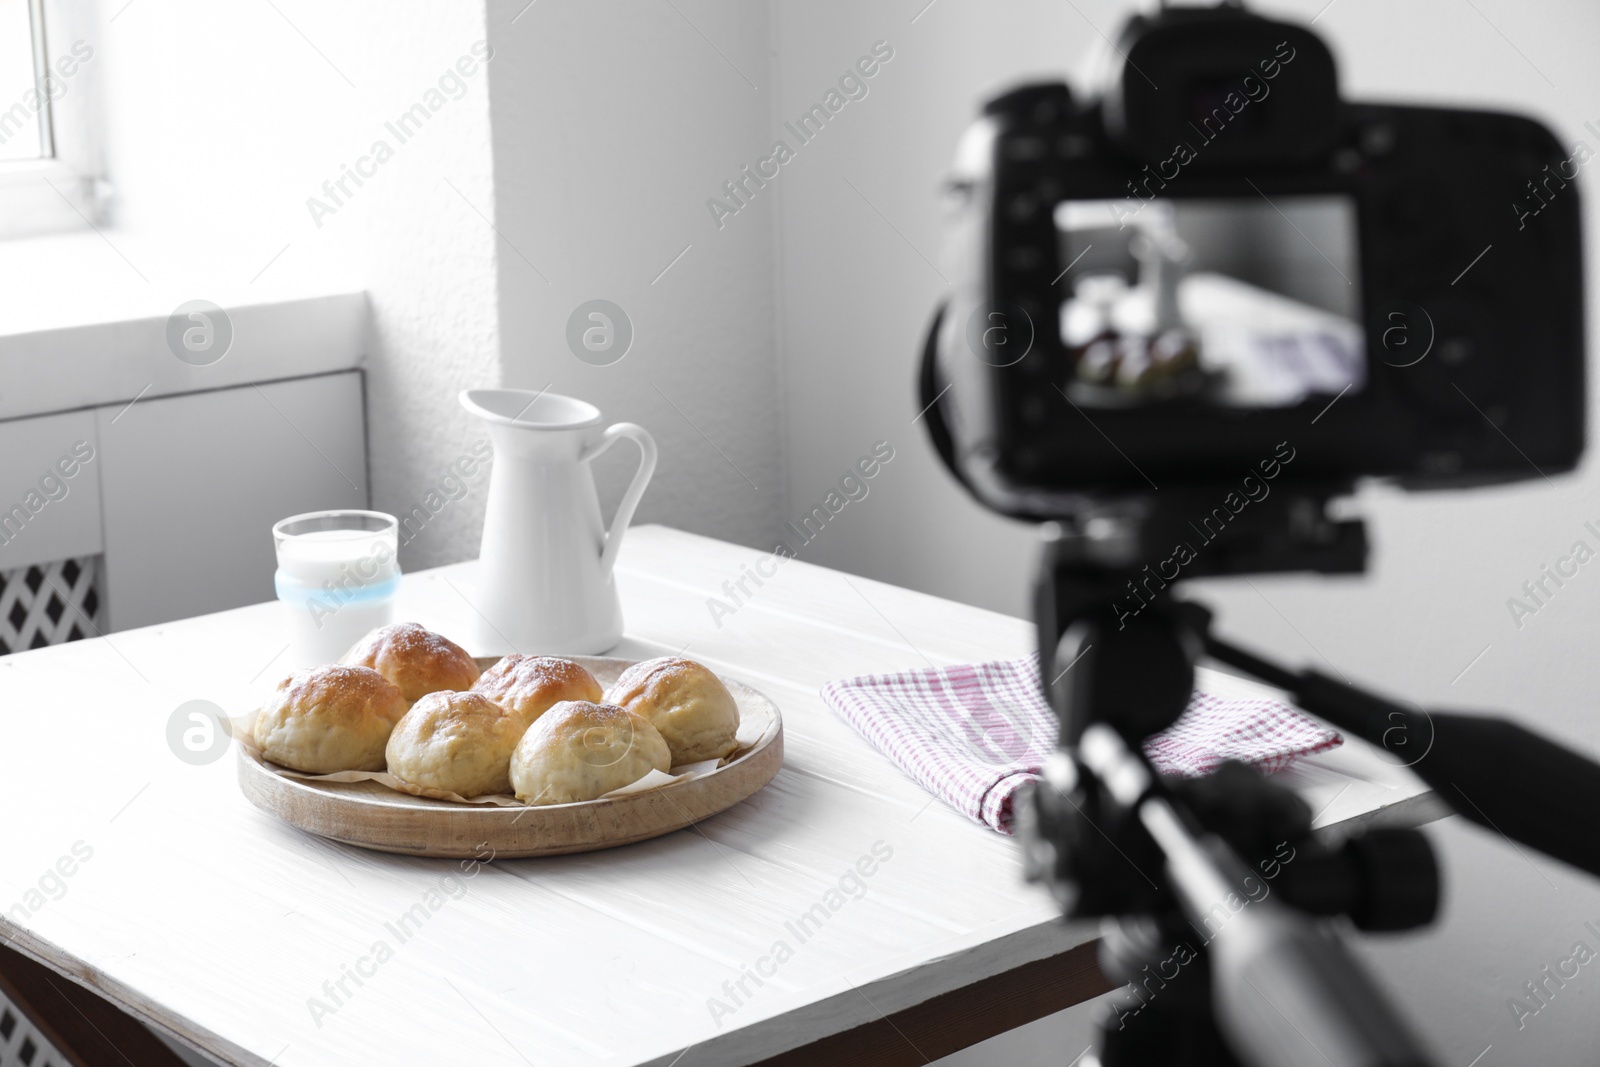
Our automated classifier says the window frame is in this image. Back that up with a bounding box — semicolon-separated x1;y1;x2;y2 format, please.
0;0;104;241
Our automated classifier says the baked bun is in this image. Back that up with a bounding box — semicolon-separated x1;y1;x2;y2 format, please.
341;622;480;704
607;657;739;765
385;691;524;798
510;701;670;805
471;655;603;731
255;665;407;773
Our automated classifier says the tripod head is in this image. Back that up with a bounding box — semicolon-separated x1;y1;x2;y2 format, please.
1031;486;1363;750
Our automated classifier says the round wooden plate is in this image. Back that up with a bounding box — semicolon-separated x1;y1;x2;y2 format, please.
236;656;783;858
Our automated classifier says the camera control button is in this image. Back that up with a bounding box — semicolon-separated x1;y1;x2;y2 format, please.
1437;337;1473;368
1007;194;1041;221
1057;134;1093;159
1361;123;1397;157
983;81;1073;122
1003;136;1050;161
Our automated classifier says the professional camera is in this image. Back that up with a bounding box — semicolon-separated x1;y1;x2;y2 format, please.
918;6;1597;1067
924;1;1584;519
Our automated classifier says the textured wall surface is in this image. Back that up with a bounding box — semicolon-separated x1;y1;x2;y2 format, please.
483;0;784;553
334;8;504;573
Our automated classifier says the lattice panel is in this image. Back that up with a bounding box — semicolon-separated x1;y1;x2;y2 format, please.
0;557;102;656
0;992;69;1067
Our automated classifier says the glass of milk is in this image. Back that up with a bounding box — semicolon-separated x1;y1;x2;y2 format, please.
272;510;400;669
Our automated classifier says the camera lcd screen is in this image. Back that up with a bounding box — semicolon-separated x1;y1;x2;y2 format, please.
1053;196;1363;408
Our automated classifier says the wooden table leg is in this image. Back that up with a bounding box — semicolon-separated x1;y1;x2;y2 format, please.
750;940;1114;1067
0;941;189;1067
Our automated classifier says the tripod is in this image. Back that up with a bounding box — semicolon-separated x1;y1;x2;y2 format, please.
1021;493;1600;1067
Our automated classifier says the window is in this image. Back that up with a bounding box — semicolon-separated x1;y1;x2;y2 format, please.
0;0;47;161
0;0;102;239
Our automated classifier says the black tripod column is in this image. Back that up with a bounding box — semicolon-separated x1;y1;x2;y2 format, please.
1034;520;1201;750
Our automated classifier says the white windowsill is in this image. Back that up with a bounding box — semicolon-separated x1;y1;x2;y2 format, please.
0;229;368;422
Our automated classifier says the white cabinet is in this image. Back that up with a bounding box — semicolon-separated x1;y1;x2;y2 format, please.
0;409;102;574
0;410;107;654
94;371;368;630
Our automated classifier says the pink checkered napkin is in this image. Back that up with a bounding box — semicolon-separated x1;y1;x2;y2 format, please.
821;654;1341;834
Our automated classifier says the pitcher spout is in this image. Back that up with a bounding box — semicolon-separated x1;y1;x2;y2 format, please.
460;388;603;430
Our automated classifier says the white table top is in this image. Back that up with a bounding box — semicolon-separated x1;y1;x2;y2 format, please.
0;526;1441;1066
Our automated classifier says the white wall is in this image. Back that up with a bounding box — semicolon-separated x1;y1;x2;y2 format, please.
483;0;784;550
97;0;503;573
774;0;1600;1063
772;0;1073;606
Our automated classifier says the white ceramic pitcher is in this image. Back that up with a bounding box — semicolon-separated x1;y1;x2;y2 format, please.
460;388;657;655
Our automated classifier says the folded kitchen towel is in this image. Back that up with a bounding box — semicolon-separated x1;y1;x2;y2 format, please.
821;654;1341;834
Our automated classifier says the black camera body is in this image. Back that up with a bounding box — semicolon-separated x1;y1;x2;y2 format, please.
927;3;1584;520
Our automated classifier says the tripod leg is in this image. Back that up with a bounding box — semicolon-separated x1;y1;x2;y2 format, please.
1092;996;1245;1067
1091;916;1244;1067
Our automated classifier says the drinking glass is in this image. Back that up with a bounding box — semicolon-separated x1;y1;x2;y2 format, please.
272;510;400;669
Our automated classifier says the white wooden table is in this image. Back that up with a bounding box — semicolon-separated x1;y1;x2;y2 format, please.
0;526;1442;1066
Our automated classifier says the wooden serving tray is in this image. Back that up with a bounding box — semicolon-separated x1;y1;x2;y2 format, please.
236;655;783;859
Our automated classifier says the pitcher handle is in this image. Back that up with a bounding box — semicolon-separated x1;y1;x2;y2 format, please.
580;422;658;578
